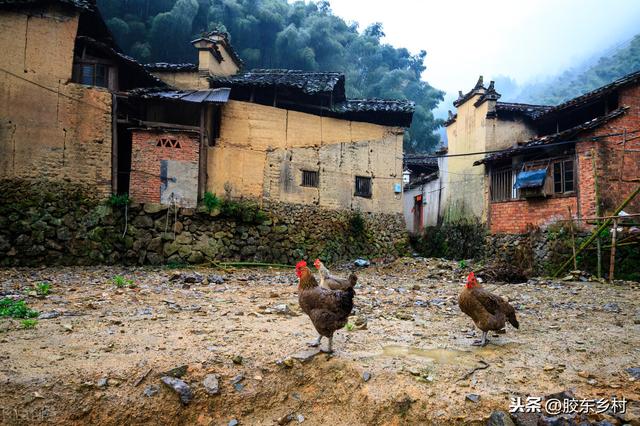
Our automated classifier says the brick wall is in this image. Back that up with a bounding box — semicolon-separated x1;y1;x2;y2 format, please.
490;196;577;234
489;83;640;234
129;129;200;204
576;84;640;217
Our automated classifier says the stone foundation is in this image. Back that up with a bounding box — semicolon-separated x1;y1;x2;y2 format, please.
0;179;408;267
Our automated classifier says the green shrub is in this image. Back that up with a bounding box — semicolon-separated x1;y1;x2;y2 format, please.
349;210;366;235
410;221;486;260
106;193;130;207
0;298;39;319
35;282;51;296
112;275;135;288
220;199;267;223
203;192;221;212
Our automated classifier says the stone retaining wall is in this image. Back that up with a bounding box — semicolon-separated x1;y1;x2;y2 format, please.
0;179;408;267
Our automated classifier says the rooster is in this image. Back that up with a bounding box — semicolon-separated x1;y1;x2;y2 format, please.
458;272;519;346
296;260;354;353
313;259;357;291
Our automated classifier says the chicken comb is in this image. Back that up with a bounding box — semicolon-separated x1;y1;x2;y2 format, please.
466;272;476;283
295;260;307;269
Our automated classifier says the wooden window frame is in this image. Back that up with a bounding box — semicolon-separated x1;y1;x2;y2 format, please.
355;176;372;198
490;166;516;202
552;158;575;195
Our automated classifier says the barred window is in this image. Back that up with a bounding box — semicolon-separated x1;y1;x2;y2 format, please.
490;167;515;202
301;170;319;188
355;176;372;198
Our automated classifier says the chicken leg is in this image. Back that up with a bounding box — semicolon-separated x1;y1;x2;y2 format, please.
321;336;334;353
472;331;488;347
307;335;322;347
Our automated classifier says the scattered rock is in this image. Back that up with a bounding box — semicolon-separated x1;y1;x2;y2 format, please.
276;414;293;425
362;371;372;382
203;374;220;395
143;385;159;398
96;377;108;389
38;311;60;320
296;414;305;423
465;393;480;403
183;273;204;284
232;355;243;365
486;410;515;426
164;365;188;378
228;420;239;426
161;376;193;405
291;350;320;363
230;374;244;385
208;275;225;284
625;367;640;379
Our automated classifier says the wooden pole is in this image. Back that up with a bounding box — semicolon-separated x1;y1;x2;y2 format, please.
553;184;640;277
568;206;577;270
609;219;618;281
592;152;602;279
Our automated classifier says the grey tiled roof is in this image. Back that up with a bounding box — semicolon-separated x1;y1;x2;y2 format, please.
210;69;345;95
145;63;198;72
474;107;628;165
332;99;414;114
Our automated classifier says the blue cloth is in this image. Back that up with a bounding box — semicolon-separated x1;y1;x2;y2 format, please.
514;168;547;189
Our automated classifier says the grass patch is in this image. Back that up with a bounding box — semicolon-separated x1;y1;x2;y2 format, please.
112;275;135;288
35;282;51;296
21;319;38;329
0;298;39;319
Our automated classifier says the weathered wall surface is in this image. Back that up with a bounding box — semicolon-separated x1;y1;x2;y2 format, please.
445;98;537;224
444;97;490;222
403;178;441;233
0;179;408;266
207;100;404;214
0;6;113;195
148;71;204;90
129;129;201;206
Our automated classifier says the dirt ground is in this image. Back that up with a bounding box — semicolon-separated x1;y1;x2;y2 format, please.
0;258;639;425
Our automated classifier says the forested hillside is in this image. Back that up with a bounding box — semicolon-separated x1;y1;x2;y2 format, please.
506;34;640;105
97;0;445;152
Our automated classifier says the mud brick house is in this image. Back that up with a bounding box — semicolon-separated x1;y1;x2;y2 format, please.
448;72;640;234
0;0;162;196
137;59;413;214
0;0;413;215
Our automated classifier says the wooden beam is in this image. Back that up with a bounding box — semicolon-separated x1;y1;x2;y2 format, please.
553;184;640;278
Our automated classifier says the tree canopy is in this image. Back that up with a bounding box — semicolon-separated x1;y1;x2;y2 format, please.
98;0;444;152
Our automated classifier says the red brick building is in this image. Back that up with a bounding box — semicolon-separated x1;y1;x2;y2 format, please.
129;128;200;207
475;71;640;234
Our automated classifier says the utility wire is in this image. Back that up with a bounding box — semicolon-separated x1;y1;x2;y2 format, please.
405;129;640;160
0;67;112;113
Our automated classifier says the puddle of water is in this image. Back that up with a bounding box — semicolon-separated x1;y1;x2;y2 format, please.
381;345;471;364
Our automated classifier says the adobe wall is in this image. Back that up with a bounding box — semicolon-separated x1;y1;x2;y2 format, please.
0;179;408;267
207;100;404;214
148;71;204;90
0;6;113;196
